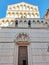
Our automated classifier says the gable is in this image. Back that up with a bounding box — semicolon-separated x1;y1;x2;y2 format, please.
6;2;40;18
8;2;38;11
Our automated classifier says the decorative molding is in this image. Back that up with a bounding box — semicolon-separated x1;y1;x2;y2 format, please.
16;41;30;46
16;32;29;42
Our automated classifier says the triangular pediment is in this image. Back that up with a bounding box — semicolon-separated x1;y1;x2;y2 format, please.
6;2;40;18
8;2;38;11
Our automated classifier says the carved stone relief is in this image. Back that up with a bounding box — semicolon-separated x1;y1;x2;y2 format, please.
16;32;29;42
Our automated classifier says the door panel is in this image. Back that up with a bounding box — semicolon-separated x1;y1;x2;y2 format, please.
18;46;28;65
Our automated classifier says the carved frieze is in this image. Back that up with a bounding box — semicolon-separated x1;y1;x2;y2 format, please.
16;32;29;42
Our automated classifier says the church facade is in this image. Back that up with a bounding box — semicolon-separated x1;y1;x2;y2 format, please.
0;2;49;65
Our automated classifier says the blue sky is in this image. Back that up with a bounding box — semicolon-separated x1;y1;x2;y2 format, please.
0;0;49;18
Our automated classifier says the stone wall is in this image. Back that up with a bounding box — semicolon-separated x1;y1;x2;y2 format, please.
29;43;49;65
0;43;15;65
0;28;49;65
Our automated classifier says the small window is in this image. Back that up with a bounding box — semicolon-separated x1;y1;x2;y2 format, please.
15;20;18;27
48;46;49;52
33;20;35;23
41;21;43;23
37;20;40;23
45;22;48;24
28;20;31;27
24;20;27;23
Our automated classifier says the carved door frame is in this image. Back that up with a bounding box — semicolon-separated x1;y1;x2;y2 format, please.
13;42;30;65
14;33;30;65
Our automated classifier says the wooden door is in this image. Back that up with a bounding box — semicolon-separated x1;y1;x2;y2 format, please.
18;46;28;65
